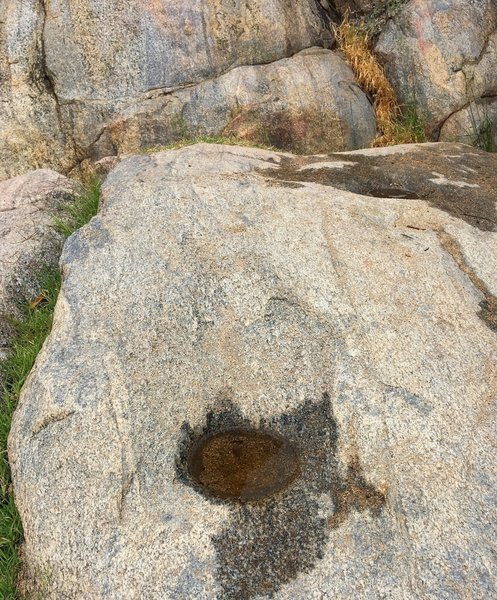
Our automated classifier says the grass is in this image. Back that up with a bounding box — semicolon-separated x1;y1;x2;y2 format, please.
390;98;427;145
53;178;101;237
0;178;101;598
472;116;494;152
334;13;426;147
141;134;276;154
468;103;494;152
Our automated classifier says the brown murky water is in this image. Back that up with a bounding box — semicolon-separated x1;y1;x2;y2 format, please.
188;429;300;501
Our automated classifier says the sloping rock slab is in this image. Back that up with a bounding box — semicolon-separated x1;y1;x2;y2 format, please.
269;142;497;231
10;144;497;598
0;170;74;359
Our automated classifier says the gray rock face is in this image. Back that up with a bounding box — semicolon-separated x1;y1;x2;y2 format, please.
45;0;331;99
2;0;371;180
10;143;497;598
0;170;74;360
376;0;497;137
92;48;376;157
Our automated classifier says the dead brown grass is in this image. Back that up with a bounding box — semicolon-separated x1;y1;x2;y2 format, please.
334;14;422;146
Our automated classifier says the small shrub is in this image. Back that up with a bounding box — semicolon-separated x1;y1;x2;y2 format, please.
364;0;409;36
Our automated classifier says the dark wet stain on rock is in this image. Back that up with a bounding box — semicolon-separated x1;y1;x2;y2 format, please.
261;144;497;231
176;393;386;599
327;455;386;529
223;100;353;156
188;429;300;502
438;230;497;332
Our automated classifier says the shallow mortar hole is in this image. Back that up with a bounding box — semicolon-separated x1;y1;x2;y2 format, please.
187;428;301;502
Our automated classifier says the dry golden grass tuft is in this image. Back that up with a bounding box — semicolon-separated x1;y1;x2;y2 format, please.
334;14;398;144
334;14;425;146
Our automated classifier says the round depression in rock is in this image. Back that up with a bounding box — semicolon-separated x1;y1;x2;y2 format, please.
188;429;300;502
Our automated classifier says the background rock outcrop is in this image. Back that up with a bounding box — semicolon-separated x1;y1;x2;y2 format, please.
94;48;376;157
0;170;74;360
376;0;497;141
2;0;497;180
2;0;369;180
10;143;497;598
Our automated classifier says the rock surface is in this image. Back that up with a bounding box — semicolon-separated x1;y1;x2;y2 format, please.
0;170;74;360
376;0;497;138
0;1;72;180
9;143;497;599
94;48;376;157
1;0;350;179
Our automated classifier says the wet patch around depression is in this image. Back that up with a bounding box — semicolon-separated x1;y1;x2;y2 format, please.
176;394;386;599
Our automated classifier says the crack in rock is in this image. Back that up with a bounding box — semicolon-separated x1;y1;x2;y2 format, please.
31;409;76;437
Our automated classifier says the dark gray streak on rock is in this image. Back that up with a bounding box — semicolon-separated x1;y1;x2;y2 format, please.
438;230;497;332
